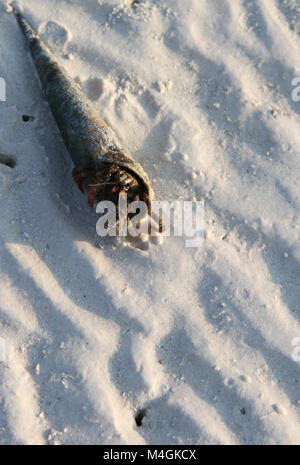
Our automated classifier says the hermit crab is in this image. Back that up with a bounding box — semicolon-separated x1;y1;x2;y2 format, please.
13;7;162;233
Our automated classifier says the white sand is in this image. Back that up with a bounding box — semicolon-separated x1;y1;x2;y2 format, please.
0;0;300;445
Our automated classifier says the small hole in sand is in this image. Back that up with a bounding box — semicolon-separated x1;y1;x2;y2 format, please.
135;408;147;427
22;115;35;122
0;154;16;168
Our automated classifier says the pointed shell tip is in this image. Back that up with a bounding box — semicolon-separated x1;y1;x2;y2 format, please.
2;3;12;13
10;1;22;15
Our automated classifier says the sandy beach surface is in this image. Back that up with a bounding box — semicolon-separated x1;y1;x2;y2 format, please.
0;0;300;445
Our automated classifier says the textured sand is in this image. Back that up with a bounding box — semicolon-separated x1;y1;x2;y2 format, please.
0;0;300;445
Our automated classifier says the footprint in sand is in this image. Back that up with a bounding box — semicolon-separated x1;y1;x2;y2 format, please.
83;78;104;102
38;21;71;48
